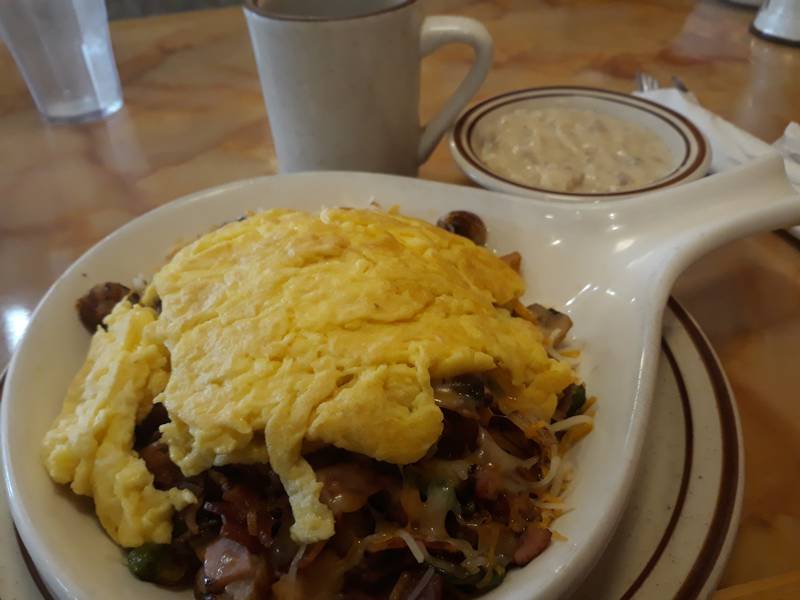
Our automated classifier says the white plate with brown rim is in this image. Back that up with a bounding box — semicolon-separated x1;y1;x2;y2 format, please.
450;86;712;201
0;298;743;599
1;158;795;600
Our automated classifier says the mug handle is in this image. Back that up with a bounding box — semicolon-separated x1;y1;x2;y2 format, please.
418;16;494;163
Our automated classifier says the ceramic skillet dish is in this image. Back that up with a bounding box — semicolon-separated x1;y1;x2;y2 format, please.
2;155;797;599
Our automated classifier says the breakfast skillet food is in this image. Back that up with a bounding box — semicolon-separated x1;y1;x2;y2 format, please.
42;207;594;599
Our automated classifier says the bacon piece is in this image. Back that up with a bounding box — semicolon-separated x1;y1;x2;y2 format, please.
513;526;552;565
474;466;505;500
317;462;395;515
202;537;272;595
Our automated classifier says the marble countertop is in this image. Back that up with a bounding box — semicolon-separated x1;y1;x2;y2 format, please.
1;0;800;595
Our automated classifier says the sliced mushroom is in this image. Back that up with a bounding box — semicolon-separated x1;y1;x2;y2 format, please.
432;374;492;419
436;210;487;246
527;303;573;346
553;383;587;421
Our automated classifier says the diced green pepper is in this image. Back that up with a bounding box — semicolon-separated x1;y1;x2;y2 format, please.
126;543;187;585
565;384;587;418
442;568;484;588
443;565;507;591
479;566;507;590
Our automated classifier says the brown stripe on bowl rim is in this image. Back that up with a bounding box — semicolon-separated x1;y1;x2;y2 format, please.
620;336;695;599
453;86;709;199
670;298;741;599
618;298;740;598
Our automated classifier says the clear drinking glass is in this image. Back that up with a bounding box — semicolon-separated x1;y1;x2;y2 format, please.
0;0;123;122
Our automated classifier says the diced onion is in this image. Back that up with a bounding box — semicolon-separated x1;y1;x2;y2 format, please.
532;499;570;511
132;274;148;293
287;544;306;586
550;460;574;496
396;529;426;564
550;415;594;433
531;454;561;491
478;429;539;471
550;459;568;498
408;567;435;600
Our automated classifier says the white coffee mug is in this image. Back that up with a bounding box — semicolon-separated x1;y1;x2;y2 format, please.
244;0;493;174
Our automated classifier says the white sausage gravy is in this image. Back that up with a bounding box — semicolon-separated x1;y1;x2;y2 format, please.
474;107;673;194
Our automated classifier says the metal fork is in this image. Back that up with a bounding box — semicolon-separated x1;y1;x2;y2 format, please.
671;75;690;93
636;71;693;95
635;71;661;92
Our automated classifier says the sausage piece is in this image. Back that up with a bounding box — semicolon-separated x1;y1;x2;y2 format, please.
76;282;132;332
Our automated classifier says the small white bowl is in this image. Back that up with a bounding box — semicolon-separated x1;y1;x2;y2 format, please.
450;86;711;201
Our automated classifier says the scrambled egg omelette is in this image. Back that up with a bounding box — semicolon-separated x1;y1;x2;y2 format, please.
42;208;576;549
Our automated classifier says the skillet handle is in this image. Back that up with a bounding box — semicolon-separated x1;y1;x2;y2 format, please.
624;152;800;285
